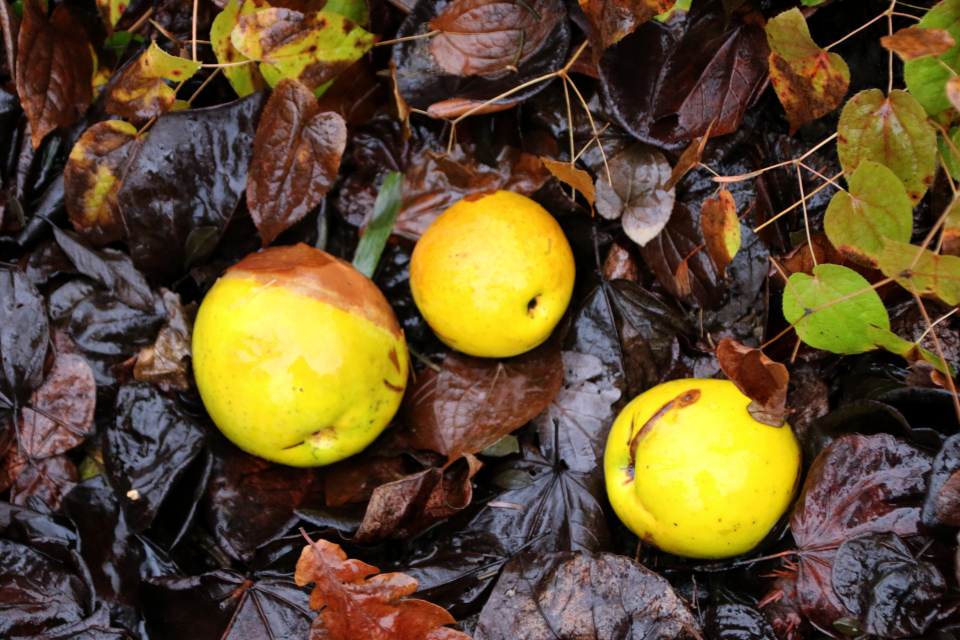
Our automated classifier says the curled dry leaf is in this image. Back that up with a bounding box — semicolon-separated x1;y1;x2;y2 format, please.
594;143;674;247
701;189;740;276
766;8;850;135
104;42;201;120
541;157;595;205
428;0;564;79
232;8;377;91
395;144;550;239
134;289;193;391
716;338;788;427
294;536;472;640
881;27;955;61
402;338;564;464
578;0;674;63
247;78;347;246
790;433;933;633
16;0;93;147
63;121;141;246
475;551;700;640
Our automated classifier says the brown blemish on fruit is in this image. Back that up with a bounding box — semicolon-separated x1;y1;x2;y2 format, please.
627;389;701;464
384;379;403;392
224;243;402;338
388;348;401;372
463;190;498;203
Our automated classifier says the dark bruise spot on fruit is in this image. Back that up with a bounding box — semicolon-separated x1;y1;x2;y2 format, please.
384;379;404;392
527;295;539;314
388;348;401;373
627;389;701;464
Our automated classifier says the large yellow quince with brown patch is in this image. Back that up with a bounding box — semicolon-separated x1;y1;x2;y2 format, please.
604;378;801;559
409;191;575;358
192;244;408;467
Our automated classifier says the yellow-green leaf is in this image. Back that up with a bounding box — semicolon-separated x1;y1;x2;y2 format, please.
211;0;269;98
104;42;201;120
700;189;740;276
231;8;376;91
904;0;960;114
878;239;960;305
837;89;936;204
867;325;954;376
765;8;850;135
823;160;913;267
96;0;128;34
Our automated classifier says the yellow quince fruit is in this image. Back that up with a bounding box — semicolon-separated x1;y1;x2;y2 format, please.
192;244;408;467
604;378;801;559
409;191;575;358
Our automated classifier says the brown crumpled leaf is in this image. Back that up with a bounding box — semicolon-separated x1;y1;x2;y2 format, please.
247;78;347;247
881;27;955;61
135;289;193;391
664;123;712;191
594;143;675;247
16;0;93;147
294;535;472;640
350;458;480;543
395;144;551;240
103;42;201;120
475;551;700;640
428;0;564;79
401;338;564;464
716;338;788;427
578;0;674;63
0;0;20;81
0;331;95;509
541;157;595;206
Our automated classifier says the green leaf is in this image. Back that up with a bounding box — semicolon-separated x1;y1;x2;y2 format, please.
321;0;368;26
823;160;913;266
837;89;936;204
352;172;403;278
765;8;850;135
783;263;889;354
904;0;960;114
877;239;960;305
211;0;269;98
231;8;376;92
940;126;960;181
867;325;954;376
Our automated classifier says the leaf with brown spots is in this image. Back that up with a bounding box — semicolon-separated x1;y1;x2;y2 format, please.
401;338;563;465
948;75;960;112
541;157;594;205
578;0;674;63
941;198;960;257
63;120;141;246
765;8;850;135
395;144;550;239
16;0;93;147
134;289;193;391
104;42;201;120
716;338;788;427
97;0;128;35
701;189;740;276
882;27;955;61
211;0;270;98
247;78;347;246
231;8;377;92
294;536;472;640
428;0;564;79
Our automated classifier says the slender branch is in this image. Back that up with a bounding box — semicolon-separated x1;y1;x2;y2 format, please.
825;11;887;51
187;67;222;104
909;283;960;422
753;172;842;233
376;30;439;46
796;164;817;267
192;0;199;62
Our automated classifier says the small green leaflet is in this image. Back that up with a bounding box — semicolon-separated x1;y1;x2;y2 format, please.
823;160;913;266
353;172;403;278
783;263;889;354
877;239;960;306
904;0;960;114
866;325;954;376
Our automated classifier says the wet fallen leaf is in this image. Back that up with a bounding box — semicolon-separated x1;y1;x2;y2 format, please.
247;78;347;246
16;0;93;147
766;8;850;135
211;0;270;98
904;1;960;114
104;42;201;120
878;240;960;306
705;605;779;640
716;338;789;426
541;157;595;206
594;143;675;246
133;290;193;391
295;535;472;640
882;27;954;61
578;0;673;62
0;266;49;408
701;189;740;276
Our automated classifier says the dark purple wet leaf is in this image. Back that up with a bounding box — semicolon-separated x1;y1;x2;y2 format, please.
31;604;133;640
0;500;79;558
703;604;779;640
0;265;48;407
102;382;207;532
116;91;268;281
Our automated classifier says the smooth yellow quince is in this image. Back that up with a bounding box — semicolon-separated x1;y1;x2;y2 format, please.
192;244;408;467
604;378;801;559
409;190;575;358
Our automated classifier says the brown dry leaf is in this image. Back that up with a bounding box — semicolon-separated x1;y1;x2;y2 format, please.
294;535;472;640
0;0;20;80
715;338;788;426
134;289;193;391
16;0;93;147
663;123;712;191
401;339;563;464
247;78;347;246
63;120;141;246
674;259;692;297
541;157;595;205
602;239;638;282
578;0;674;63
881;27;955;61
386;60;411;140
395;145;550;239
700;189;740;276
428;0;564;79
104;42;201;120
